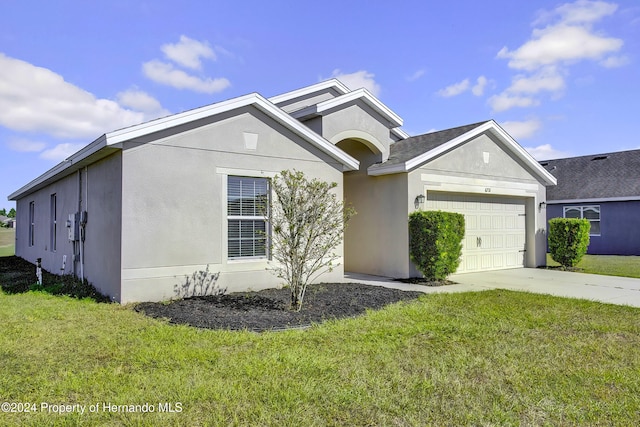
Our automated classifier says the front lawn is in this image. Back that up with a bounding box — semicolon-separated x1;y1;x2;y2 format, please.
1;286;638;425
0;228;15;257
547;253;640;278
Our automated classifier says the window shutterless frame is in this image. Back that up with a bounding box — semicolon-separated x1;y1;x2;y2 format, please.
29;201;35;247
227;176;269;259
50;194;57;252
563;205;601;236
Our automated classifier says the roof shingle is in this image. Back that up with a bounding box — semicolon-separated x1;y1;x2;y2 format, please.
380;121;490;166
541;149;640;200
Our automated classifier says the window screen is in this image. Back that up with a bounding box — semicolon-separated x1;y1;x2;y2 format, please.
227;176;269;258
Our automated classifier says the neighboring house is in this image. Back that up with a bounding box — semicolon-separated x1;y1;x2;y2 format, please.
541;149;640;255
0;215;14;228
8;80;556;303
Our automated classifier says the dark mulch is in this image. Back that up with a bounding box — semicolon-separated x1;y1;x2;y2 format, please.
135;283;423;332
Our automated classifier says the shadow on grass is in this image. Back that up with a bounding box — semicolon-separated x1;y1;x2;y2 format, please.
0;256;111;303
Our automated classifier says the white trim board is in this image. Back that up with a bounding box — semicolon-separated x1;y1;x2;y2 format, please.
369;120;557;187
547;196;640;204
9;91;361;200
268;79;350;105
421;173;539;198
290;88;403;128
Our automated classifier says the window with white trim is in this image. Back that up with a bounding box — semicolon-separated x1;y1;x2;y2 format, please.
50;194;57;252
563;205;600;235
227;176;269;259
29;201;35;247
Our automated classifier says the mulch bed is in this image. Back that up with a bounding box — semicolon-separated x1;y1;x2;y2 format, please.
135;283;423;332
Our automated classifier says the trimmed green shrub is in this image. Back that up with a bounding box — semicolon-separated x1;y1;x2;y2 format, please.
409;210;465;280
548;218;591;268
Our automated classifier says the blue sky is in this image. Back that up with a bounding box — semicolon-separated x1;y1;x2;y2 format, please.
2;0;639;209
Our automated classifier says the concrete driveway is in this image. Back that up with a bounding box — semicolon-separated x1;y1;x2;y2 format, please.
346;268;640;308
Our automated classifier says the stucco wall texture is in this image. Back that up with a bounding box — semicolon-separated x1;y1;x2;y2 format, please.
547;201;640;255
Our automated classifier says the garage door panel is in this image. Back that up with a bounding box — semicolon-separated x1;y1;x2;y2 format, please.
466;215;478;230
426;192;527;273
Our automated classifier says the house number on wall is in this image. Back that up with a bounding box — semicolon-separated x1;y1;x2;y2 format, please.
484;187;491;192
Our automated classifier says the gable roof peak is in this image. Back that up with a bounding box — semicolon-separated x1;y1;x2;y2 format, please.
369;119;556;186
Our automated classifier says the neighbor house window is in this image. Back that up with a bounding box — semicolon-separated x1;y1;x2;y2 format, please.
564;205;600;235
29;201;35;247
50;194;57;252
227;176;269;259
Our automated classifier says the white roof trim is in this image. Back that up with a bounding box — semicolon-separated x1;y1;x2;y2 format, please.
8;135;109;200
368;120;557;186
268;79;350;105
10;92;360;200
289;88;403;128
547;196;640;204
391;127;410;139
106;93;260;145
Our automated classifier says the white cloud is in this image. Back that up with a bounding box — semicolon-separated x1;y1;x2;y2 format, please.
523;143;571;160
329;69;381;96
498;25;623;71
0;53;146;139
536;0;618;26
161;35;216;70
6;138;47;153
471;76;488;96
40;143;86;162
116;88;171;119
437;78;470;97
142;60;230;94
508;68;565;94
493;1;624;112
500;119;542;140
599;55;630;68
406;69;425;82
488;93;539;112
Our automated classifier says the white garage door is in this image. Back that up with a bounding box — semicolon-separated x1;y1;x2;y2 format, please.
426;192;526;273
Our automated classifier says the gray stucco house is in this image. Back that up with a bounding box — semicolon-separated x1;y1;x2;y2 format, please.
9;80;556;303
541;149;640;255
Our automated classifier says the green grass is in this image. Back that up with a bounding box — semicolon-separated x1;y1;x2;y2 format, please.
0;288;638;425
0;228;15;257
547;253;640;278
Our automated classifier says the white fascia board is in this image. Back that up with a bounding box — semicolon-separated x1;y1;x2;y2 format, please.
369;120;559;185
250;94;359;171
314;88;403;128
107;92;359;170
268;79;350;105
367;162;408;176
391;127;410;139
401;122;495;172
489;120;557;186
546;196;640;204
403;121;556;185
8;135;108;200
10;92;359;201
106;94;261;146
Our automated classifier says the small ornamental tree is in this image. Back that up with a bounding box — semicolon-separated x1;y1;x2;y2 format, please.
548;218;591;268
409;210;465;281
267;170;355;311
